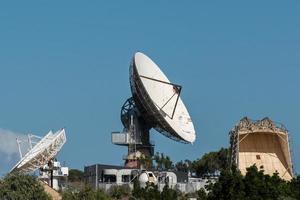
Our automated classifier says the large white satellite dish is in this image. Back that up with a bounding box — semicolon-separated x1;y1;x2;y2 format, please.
112;52;196;168
130;52;196;143
10;128;66;173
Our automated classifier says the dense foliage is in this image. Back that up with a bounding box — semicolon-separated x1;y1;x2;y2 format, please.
204;165;300;200
175;147;230;176
142;148;229;174
0;173;51;200
62;186;111;200
154;152;174;170
108;184;131;199
138;155;153;169
68;169;84;182
131;181;181;200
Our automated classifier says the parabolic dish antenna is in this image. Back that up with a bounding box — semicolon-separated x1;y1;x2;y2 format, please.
112;52;196;168
10;128;66;173
130;52;196;143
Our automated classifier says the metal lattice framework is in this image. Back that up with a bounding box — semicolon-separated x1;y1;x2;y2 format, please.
10;129;66;173
230;117;294;181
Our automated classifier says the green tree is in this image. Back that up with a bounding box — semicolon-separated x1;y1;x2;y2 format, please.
62;186;111;200
68;169;84;182
206;165;295;200
216;148;230;170
132;178;183;200
109;184;131;199
138;155;153;169
94;190;112;200
164;156;173;170
243;165;267;200
144;183;161;200
62;188;79;200
243;165;292;200
197;188;208;200
289;175;300;199
131;180;162;200
161;185;178;200
176;159;192;173
0;173;51;200
154;152;174;170
193;148;229;177
131;178;144;199
154;152;163;170
207;166;245;200
77;186;98;200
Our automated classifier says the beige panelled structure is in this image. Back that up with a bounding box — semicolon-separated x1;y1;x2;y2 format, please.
230;117;294;181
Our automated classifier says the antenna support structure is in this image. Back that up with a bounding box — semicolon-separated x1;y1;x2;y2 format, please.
112;97;154;168
111;52;196;168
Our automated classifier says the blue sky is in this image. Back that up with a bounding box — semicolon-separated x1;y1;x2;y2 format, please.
0;1;299;175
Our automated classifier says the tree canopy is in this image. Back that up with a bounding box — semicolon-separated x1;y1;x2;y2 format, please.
175;147;230;177
131;181;180;200
68;169;84;182
0;173;51;200
205;165;299;200
154;152;174;170
62;186;111;200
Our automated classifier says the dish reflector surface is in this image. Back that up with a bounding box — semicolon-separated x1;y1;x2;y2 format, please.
10;129;66;173
130;52;196;143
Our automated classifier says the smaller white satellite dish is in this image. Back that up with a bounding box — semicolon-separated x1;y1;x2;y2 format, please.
10;128;66;173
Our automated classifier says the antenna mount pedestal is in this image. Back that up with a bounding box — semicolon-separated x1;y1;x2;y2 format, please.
112;97;154;168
